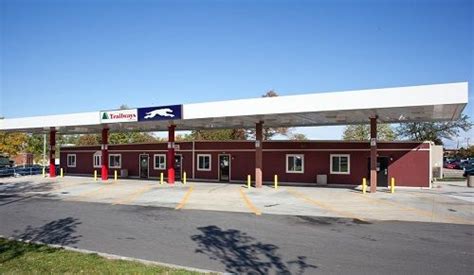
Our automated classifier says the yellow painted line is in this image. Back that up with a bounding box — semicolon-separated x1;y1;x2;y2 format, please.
68;184;113;200
175;186;194;210
357;193;473;224
113;185;154;205
286;188;366;222
239;188;262;216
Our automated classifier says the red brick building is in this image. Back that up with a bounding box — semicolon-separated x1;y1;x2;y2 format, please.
60;140;431;187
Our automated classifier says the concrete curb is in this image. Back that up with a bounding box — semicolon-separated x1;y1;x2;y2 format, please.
0;235;220;274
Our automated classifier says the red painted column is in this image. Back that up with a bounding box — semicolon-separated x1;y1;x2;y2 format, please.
49;128;56;177
255;121;263;188
167;125;176;184
370;116;378;193
101;128;109;181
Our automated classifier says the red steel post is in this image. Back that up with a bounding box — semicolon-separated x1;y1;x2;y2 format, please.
49;128;56;177
101;128;109;181
370;116;378;193
167;125;176;184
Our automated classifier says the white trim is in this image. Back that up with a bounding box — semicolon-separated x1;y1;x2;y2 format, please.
93;151;101;168
330;154;351;175
109;154;122;169
139;154;150;178
429;142;432;189
192;141;195;179
218;154;231;181
153;154;166;170
66;154;76;168
197;154;212;171
286;154;304;174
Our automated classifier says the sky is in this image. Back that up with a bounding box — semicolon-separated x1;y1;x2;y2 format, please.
1;0;473;147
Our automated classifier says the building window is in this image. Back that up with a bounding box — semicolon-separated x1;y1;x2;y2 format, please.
154;154;166;170
330;154;350;174
93;152;101;168
109;154;121;169
286;154;304;173
197;154;211;171
67;154;76;168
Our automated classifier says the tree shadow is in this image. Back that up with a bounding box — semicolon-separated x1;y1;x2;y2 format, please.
1;217;82;264
191;225;317;274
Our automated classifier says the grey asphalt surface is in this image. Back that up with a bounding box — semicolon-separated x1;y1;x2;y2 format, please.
0;194;473;274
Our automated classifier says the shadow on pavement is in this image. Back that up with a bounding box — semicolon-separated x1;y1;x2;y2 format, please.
0;181;58;206
1;217;82;264
191;225;317;274
12;217;82;246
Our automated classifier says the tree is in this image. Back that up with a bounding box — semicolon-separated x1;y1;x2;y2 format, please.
396;114;472;145
188;129;247;141
77;134;101;145
342;124;396;141
290;133;308;140
246;90;291;140
0;132;28;156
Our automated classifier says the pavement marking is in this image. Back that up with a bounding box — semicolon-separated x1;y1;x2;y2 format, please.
67;183;114;201
286;188;366;222
357;193;473;224
239;188;262;216
175;186;194;210
53;180;90;191
112;184;154;205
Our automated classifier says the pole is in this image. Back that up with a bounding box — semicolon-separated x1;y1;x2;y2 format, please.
274;174;278;189
362;178;367;194
247;175;251;188
183;171;187;184
42;134;46;167
160;172;164;184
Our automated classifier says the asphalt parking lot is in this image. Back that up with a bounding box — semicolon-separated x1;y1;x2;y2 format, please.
1;175;472;225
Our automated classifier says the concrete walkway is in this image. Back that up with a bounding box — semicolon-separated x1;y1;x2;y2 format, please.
1;176;472;225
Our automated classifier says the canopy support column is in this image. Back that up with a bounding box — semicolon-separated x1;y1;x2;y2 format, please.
255;121;263;188
167;125;176;184
101;128;109;181
370;116;378;193
49;128;56;178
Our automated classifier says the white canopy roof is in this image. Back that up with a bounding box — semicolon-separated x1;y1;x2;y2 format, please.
0;82;468;134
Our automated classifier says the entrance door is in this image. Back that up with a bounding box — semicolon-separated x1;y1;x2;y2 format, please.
139;154;149;178
219;154;230;181
174;155;182;181
368;157;389;187
377;157;389;187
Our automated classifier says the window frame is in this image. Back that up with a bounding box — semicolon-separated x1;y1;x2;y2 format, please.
197;154;212;171
109;154;122;169
153;154;167;170
286;154;304;174
93;152;102;168
330;154;350;175
67;154;76;168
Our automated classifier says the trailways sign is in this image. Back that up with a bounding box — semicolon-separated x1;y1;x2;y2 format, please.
100;105;182;124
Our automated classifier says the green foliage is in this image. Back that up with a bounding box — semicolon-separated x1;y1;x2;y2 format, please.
290;133;308;140
75;132;158;146
0;132;28;156
188;129;247;141
396;114;472;145
342;124;396;141
0;238;201;274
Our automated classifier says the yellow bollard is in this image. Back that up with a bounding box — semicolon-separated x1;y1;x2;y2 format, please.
274;174;278;189
114;170;118;181
160;172;164;185
391;177;395;194
247;175;251;188
42;167;46;177
183;172;187;184
94;170;97;181
362;177;367;194
60;168;64;178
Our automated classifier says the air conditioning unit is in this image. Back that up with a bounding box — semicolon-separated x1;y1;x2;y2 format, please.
317;174;327;185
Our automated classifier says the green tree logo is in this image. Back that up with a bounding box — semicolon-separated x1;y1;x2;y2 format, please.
102;112;109;120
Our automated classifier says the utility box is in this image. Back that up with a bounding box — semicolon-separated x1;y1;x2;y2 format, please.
120;169;128;178
317;174;327;185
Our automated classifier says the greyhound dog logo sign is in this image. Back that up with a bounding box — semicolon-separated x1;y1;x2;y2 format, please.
138;105;182;121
